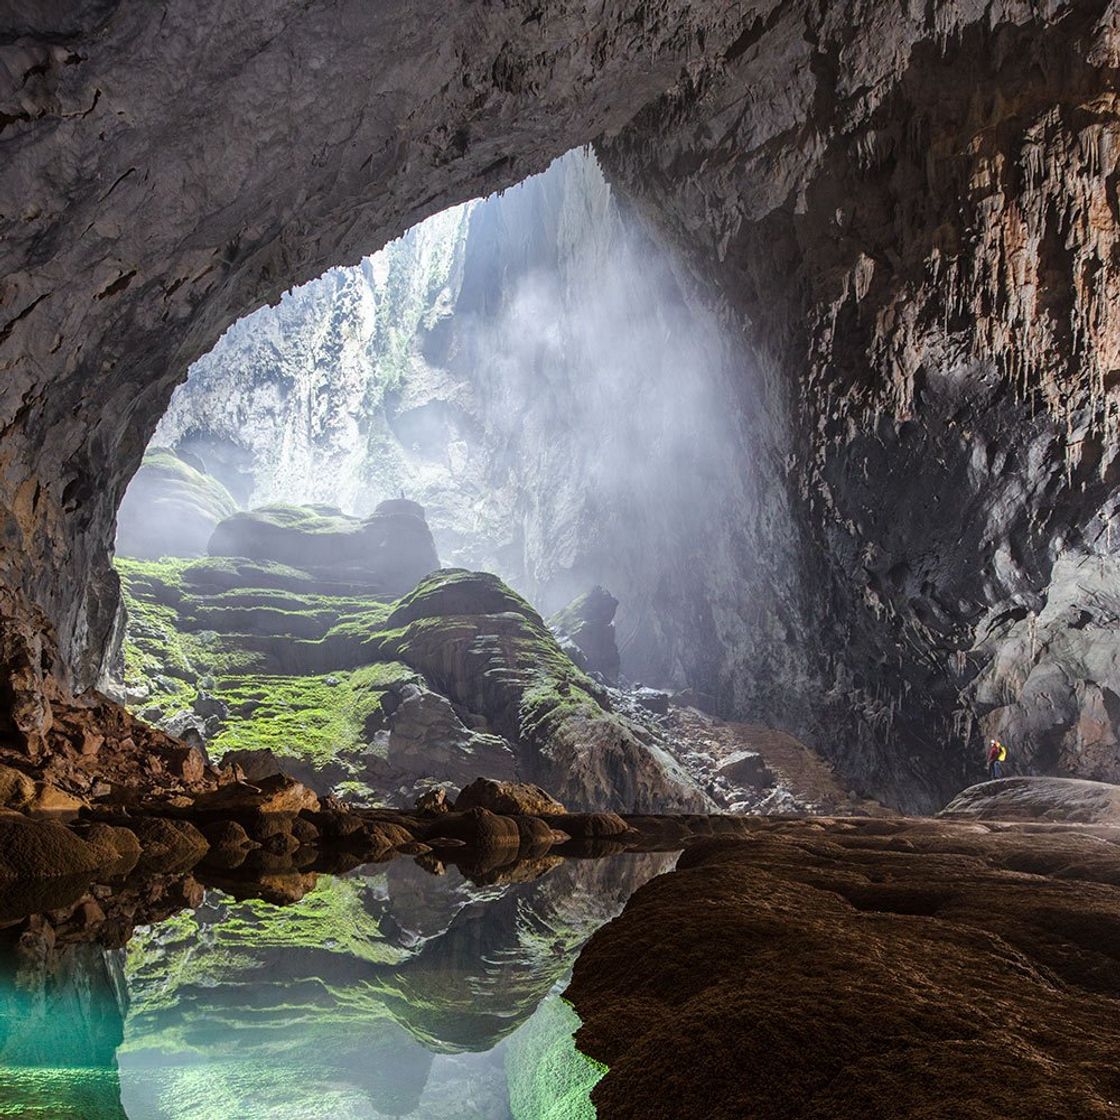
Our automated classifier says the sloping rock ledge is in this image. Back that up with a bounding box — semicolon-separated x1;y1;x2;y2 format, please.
566;815;1120;1119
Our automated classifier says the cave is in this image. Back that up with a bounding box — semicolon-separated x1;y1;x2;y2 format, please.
3;4;1120;1118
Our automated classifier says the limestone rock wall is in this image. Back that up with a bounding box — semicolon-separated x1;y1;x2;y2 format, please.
600;0;1120;807
4;1;1120;808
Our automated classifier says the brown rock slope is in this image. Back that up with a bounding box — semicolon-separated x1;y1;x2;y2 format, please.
567;817;1120;1119
941;776;1120;824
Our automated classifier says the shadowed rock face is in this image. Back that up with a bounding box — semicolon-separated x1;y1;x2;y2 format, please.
3;3;1120;809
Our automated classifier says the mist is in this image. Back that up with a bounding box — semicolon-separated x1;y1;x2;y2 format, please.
117;148;756;687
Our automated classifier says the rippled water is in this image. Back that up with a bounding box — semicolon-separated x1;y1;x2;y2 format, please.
0;852;672;1119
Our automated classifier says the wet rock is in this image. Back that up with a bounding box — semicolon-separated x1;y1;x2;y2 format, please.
541;811;629;839
200;818;256;851
0;818;103;879
427;807;521;855
454;778;566;817
0;763;36;810
190;774;320;817
77;822;141;870
26;782;87;820
130;817;210;871
289;816;320;846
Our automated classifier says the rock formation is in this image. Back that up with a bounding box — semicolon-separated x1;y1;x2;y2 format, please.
549;587;622;685
567;815;1120;1118
207;498;440;596
3;3;1120;809
941;775;1120;823
115;447;237;559
112;516;706;810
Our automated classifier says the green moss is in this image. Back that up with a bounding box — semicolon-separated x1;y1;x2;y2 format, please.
207;661;415;768
224;503;358;534
133;447;238;524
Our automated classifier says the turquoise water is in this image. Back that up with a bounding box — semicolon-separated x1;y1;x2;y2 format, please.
0;853;669;1119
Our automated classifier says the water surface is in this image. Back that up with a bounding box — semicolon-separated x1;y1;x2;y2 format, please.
0;852;672;1119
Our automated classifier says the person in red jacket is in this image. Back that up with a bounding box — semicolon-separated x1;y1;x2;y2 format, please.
986;739;1007;779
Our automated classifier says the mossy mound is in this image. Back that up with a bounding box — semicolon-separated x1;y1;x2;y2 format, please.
115;557;702;810
116;447;238;559
374;570;705;812
208;499;439;596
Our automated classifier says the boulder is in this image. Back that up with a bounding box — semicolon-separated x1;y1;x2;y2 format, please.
161;745;208;785
27;782;87;819
200;818;256;851
633;687;670;716
0;763;36;810
428;808;522;854
159;710;209;749
192;692;229;721
0;818;104;879
208;500;439;594
414;787;451;814
190;774;320;817
131;817;210;870
78;822;142;870
540;811;630;838
454;778;566;817
219;747;286;783
939;776;1120;824
716;750;775;789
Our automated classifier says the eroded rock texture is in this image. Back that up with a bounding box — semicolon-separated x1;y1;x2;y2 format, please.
3;2;1120;808
567;817;1120;1119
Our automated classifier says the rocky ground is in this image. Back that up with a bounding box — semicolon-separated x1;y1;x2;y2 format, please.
662;704;892;817
566;804;1120;1119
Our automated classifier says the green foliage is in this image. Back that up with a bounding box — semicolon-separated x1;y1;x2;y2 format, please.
207;667;410;767
224;503;358;534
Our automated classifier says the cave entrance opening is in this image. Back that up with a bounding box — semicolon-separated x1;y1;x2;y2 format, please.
109;145;751;762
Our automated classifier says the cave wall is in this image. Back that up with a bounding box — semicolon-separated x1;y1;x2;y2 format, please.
3;0;1120;808
0;0;742;698
600;0;1120;806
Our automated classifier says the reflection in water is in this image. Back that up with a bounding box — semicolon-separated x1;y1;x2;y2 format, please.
0;852;672;1119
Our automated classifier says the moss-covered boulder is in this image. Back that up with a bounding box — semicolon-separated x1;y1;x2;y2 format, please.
208;499;439;595
374;570;706;812
116;447;238;558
